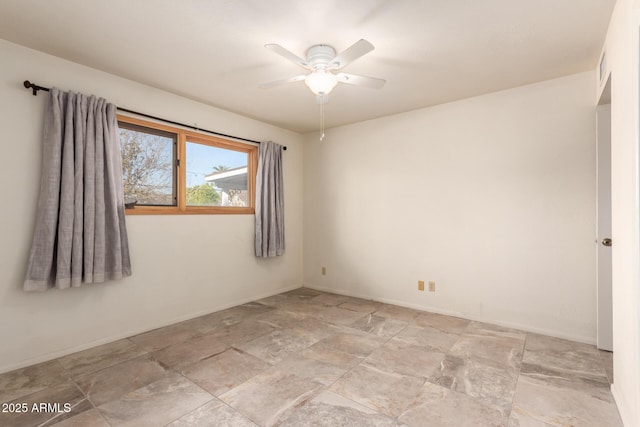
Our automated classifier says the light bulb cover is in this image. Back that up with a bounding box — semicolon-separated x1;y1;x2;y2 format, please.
305;70;338;95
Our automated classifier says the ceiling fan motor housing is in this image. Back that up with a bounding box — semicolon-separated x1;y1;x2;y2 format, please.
306;45;337;70
261;39;385;97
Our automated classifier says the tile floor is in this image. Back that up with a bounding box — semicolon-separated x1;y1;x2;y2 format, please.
0;288;622;427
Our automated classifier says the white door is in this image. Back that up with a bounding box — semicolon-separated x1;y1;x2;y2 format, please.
596;102;612;351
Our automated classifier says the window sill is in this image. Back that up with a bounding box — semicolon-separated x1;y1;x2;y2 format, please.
125;206;255;215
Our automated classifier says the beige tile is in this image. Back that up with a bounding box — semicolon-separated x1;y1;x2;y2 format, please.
310;331;387;358
599;349;614;384
97;373;212;427
524;333;588;353
166;398;257;426
43;400;95;426
349;314;408;337
310;293;352;306
373;304;422;322
2;292;624;427
413;311;470;334
207;319;276;347
50;408;110;427
519;362;610;389
0;382;92;427
363;339;445;378
276;299;327;316
255;294;290;307
256;311;344;341
329;364;424;418
58;339;147;379
399;382;509;427
0;359;69;403
511;371;622;427
282;288;325;298
182;348;270;396
448;331;524;372
508;412;560;427
152;333;228;370
466;322;527;341
279;390;397;427
523;333;605;378
219;369;323;426
236;328;318;364
291;320;350;342
195;302;276;332
177;303;274;337
255;309;310;328
428;354;518;413
394;325;460;353
76;354;168;406
301;343;364;369
129;322;201;352
338;299;382;313
312;306;369;326
269;353;351;385
179;307;249;334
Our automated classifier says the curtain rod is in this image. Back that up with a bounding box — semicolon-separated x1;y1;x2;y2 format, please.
23;80;286;150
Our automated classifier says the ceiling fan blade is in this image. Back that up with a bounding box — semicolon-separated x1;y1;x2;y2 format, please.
259;75;307;89
336;73;386;89
328;39;375;70
265;44;311;70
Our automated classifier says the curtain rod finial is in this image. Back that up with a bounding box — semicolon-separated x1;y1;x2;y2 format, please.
23;80;38;96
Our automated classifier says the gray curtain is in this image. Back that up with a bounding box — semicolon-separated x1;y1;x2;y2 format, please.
24;88;131;291
255;141;285;257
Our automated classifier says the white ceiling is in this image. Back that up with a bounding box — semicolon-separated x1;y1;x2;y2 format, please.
0;0;615;133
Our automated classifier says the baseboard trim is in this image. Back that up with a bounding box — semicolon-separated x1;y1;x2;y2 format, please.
302;283;596;345
0;284;301;375
611;383;634;427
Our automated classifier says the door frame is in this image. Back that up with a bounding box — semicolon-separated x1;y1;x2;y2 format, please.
596;79;613;351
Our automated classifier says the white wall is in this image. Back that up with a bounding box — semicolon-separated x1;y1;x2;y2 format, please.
599;1;640;425
304;71;597;343
0;40;304;374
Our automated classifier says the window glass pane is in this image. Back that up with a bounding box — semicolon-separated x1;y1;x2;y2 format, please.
186;141;249;207
118;123;176;206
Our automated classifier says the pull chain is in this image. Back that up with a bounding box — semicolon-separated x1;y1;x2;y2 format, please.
319;100;325;141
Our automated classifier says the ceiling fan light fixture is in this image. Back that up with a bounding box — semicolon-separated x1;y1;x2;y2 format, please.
305;70;338;95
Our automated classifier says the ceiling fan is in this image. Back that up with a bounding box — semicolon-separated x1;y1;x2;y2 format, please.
260;39;386;104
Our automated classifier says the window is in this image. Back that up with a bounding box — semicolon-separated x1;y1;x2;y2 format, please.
117;115;257;214
119;121;177;206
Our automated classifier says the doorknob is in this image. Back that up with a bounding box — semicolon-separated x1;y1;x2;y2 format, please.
602;238;612;247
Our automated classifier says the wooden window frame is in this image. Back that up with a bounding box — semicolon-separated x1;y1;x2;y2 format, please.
118;115;257;215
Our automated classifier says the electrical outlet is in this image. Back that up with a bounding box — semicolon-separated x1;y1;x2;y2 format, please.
322;267;326;276
428;281;436;292
418;280;425;291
